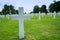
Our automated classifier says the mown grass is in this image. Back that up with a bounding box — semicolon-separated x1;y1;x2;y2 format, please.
24;15;60;40
0;17;19;40
0;14;60;40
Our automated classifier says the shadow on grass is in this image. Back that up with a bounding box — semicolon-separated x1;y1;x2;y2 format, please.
20;38;24;40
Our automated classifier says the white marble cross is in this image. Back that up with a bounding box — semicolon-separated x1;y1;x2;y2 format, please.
31;13;34;18
11;7;30;39
38;12;41;20
53;11;56;19
58;12;60;16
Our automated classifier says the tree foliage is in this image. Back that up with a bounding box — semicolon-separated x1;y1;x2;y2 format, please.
1;4;18;15
9;5;17;14
49;1;60;13
33;5;40;13
0;12;2;15
40;5;48;13
49;3;54;13
2;4;9;15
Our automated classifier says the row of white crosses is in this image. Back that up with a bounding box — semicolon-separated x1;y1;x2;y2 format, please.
31;12;57;20
48;11;56;19
31;12;47;20
12;7;30;39
31;12;41;20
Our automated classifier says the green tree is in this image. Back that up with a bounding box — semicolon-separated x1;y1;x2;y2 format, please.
40;5;48;13
54;1;60;12
2;4;9;16
9;5;16;14
2;4;18;16
49;3;54;13
16;10;18;14
49;1;60;13
33;5;40;13
0;11;2;15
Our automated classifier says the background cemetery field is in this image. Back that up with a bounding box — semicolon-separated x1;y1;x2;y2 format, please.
0;14;60;40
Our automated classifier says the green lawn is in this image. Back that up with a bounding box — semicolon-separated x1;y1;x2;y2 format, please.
0;15;60;40
0;17;19;40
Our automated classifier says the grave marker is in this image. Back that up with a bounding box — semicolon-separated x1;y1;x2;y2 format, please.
58;12;60;16
11;7;30;39
38;12;40;20
32;13;34;18
53;11;56;19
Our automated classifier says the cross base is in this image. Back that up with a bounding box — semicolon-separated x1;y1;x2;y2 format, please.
20;38;24;40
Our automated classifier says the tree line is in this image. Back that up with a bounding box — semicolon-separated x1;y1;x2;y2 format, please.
32;1;60;14
0;4;18;15
0;1;60;15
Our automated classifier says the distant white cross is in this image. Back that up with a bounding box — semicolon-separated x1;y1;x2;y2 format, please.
53;11;56;19
38;12;40;20
11;7;30;39
58;12;60;16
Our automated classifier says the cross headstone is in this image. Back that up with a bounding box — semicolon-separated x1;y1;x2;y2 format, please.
11;7;30;39
42;13;45;17
48;13;51;16
38;12;40;20
7;10;11;20
58;12;60;16
53;11;56;19
50;12;53;17
32;13;34;18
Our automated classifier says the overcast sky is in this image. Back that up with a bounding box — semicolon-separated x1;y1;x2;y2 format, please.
0;0;60;13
